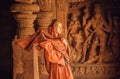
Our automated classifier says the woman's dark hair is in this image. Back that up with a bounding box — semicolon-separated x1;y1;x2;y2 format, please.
49;19;58;26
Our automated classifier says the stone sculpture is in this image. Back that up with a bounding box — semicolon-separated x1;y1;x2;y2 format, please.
82;4;111;63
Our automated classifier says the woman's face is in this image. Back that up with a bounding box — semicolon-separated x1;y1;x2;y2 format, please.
57;23;62;34
53;23;63;38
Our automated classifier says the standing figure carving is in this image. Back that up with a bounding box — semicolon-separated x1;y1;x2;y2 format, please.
68;13;81;48
110;16;120;62
82;4;111;64
68;11;85;63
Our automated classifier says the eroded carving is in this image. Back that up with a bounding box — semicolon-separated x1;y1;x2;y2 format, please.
67;3;120;65
110;16;120;62
68;11;85;64
83;4;111;64
72;64;120;77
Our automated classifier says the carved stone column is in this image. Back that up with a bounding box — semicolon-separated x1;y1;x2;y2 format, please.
11;0;39;39
37;11;53;30
35;0;53;78
11;0;40;79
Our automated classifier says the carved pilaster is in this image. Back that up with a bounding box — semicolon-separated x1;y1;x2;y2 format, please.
11;0;40;79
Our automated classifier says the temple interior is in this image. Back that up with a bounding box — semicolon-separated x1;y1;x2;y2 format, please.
0;0;120;79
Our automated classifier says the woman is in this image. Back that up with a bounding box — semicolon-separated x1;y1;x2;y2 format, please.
40;20;73;79
18;20;73;79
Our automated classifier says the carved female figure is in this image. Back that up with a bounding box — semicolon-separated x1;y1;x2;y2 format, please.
67;12;83;63
68;13;81;48
110;16;120;62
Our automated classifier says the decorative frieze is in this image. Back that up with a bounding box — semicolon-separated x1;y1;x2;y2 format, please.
71;64;120;79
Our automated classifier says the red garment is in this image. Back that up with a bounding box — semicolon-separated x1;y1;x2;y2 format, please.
40;39;73;79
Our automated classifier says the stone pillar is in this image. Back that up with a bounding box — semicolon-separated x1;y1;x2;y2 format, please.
36;0;53;30
36;0;53;78
11;0;40;79
11;0;39;39
37;11;53;30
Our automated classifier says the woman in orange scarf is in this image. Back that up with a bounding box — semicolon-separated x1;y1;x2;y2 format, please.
40;20;73;79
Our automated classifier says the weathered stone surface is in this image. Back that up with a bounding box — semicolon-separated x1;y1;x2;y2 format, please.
71;64;120;79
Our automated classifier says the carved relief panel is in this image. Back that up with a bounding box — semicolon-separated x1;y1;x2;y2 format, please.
67;1;120;79
68;1;120;64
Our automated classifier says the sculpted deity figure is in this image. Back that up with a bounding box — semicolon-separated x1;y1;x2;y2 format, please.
68;11;84;63
17;20;73;79
68;13;81;48
82;4;111;63
110;16;120;62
